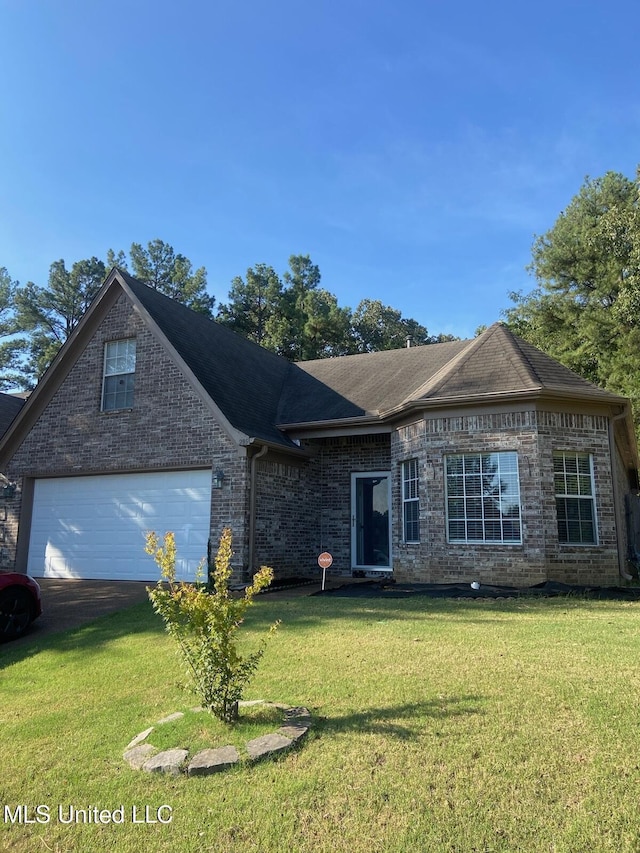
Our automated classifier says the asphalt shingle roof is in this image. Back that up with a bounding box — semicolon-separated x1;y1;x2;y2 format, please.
0;393;25;438
412;323;618;405
120;273;625;446
121;272;294;447
278;340;469;423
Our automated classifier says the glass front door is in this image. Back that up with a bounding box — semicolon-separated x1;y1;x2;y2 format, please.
351;472;392;571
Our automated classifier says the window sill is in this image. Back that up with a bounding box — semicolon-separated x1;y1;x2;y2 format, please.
447;541;523;547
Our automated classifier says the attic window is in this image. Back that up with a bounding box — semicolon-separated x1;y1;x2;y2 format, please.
102;339;136;411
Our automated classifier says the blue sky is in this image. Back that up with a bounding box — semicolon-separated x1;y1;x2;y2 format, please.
1;0;638;340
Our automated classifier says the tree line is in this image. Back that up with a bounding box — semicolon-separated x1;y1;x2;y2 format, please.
502;168;640;434
217;254;456;361
0;241;454;390
10;164;630;413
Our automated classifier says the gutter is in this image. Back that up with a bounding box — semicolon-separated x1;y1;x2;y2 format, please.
609;408;634;581
379;387;625;421
247;444;269;576
276;413;381;432
278;388;625;436
239;436;311;457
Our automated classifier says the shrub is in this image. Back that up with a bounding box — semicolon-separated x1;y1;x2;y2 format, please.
146;528;279;723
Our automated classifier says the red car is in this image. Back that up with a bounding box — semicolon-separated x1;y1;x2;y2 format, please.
0;573;42;641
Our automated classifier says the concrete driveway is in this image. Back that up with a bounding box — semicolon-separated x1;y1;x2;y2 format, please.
11;576;331;645
21;578;152;642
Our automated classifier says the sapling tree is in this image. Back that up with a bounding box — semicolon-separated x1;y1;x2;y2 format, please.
146;528;279;723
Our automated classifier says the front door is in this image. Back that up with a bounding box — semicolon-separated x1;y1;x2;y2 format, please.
351;472;392;571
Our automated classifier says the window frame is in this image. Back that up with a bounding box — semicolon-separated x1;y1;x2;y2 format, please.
445;451;522;545
553;451;598;545
101;338;136;412
402;459;420;543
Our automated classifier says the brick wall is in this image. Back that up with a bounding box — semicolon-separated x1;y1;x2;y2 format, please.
3;293;250;577
536;412;618;586
612;428;634;577
252;436;392;580
2;288;629;590
251;415;624;587
307;434;391;577
253;455;321;577
391;410;622;587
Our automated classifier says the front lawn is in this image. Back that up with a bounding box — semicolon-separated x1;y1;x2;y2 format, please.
2;592;640;851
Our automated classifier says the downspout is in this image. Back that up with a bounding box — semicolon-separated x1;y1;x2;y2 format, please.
609;410;633;581
248;444;269;576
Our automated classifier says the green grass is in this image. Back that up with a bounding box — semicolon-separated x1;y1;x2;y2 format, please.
2;592;640;851
145;703;286;754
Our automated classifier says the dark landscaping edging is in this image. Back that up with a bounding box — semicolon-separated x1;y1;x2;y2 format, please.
123;701;312;776
319;580;640;601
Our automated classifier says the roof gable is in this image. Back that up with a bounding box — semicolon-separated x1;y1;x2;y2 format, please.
408;323;619;406
0;272;629;466
118;271;297;448
278;323;623;426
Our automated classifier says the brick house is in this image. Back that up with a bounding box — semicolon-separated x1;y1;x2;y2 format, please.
0;268;637;587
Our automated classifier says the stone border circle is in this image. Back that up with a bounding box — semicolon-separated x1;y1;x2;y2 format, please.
123;700;312;776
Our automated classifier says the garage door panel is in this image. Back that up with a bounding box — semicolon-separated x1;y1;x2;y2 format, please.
28;471;212;581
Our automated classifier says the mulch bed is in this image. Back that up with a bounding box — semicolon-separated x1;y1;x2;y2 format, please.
318;580;640;601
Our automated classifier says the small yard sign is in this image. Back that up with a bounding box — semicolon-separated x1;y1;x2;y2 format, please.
317;552;333;569
317;552;333;592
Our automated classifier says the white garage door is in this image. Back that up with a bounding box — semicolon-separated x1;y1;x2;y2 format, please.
28;470;212;581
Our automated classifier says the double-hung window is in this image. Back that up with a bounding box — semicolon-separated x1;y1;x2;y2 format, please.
445;452;522;544
102;339;136;411
553;451;597;544
402;459;420;543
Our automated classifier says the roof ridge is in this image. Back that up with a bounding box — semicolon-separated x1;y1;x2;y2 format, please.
293;337;465;368
116;270;299;450
491;324;546;391
508;328;610;394
502;326;548;388
118;268;285;360
400;324;502;405
275;360;299;424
